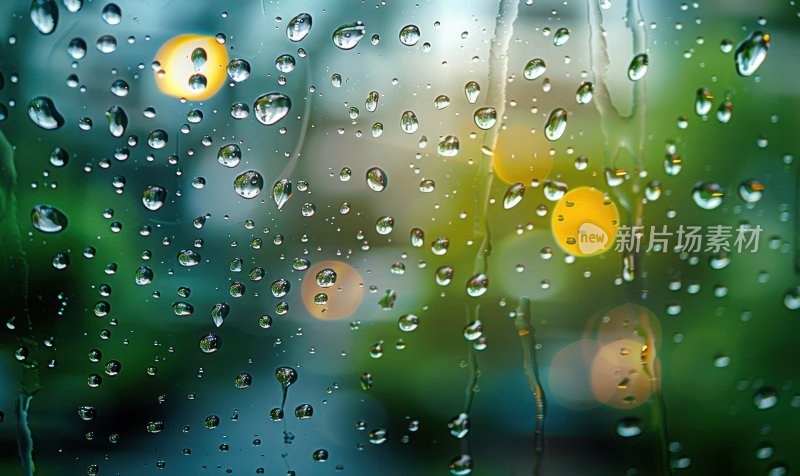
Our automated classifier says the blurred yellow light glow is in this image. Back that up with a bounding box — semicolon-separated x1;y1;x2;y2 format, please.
153;34;228;101
492;125;553;185
301;261;364;320
590;338;659;409
551;186;619;257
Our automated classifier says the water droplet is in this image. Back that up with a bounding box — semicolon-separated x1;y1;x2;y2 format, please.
503;182;525;209
616;418;643;437
210;303;229;327
435;266;454;286
473;107;497;130
101;3;121;25
31;204;67;233
410;228;425;247
784;287;800;310
233;170;264;199
553;27;570;46
544;107;568;141
438;135;460;156
400;110;419;134
287;13;313;42
753;387;778;410
28;96;64;130
360;91;380;115
67;37;86;59
692;182;724;210
735;31;769;77
431;237;449;255
199;333;221;353
627;53;649;81
276;367;298;388
466;273;488;297
142;185;167;211
523;58;546;80
226;58;251;82
449;454;473;475
217;144;241;168
316;268;337;288
63;0;82;13
271;279;290;298
105;105;127;138
375;216;394;235
366;167;387;191
464;81;480;104
434;94;451;109
738;179;763;203
95;34;117;53
275;54;295;73
332;21;366;50
147;129;168;149
576;81;594;104
253;92;291;126
30;0;58;35
177;249;201;267
295;403;313;419
398;314;419;332
273;179;292;208
399;24;420;46
695;87;713;116
331;73;342;87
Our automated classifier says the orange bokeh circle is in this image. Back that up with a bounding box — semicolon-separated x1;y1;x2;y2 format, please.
301;261;364;320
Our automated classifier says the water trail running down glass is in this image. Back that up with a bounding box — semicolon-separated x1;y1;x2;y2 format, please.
0;130;40;476
460;0;522;470
587;1;671;473
514;298;546;476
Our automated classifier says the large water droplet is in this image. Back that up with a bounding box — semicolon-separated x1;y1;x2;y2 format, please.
332;22;366;50
210;303;229;328
628;53;649;81
544;107;568;141
753;387;778;410
735;31;769;77
101;3;121;25
400;110;419;134
177;249;201;267
217;144;241;168
199;333;221;353
142;185;167;211
464;81;480;104
253;93;291;126
366;167;387;191
31;204;67;233
692;182;724;210
437;136;460;157
275;367;298;388
226;58;251;82
695;87;713;116
553;27;570;46
523;58;546;80
105;105;127;137
503;182;525;209
366;90;379;112
234;170;264;199
448;413;470;438
399;24;420;46
30;0;59;35
473;107;497;130
287;13;313;42
576;81;594;104
449;454;473;475
273;179;292;209
28;96;64;130
466;273;488;297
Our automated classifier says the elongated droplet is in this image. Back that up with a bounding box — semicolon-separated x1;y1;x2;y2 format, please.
466;273;488;297
523;58;546;80
105;105;127;137
628;53;649;81
366;90;379;112
464;81;480;104
576;81;593;104
503;182;525;209
717;98;733;123
400;110;419;134
273;179;292;209
332;21;366;50
31;204;67;233
553;27;570;46
253;93;291;126
30;0;58;35
735;31;769;77
473;107;497;130
695;87;713;116
366;167;387;191
287;13;312;42
544;107;568;141
28;96;64;130
210;303;229;328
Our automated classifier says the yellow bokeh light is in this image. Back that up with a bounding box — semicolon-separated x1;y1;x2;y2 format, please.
551;186;619;257
301;261;364;320
590;338;659;409
492;125;554;185
153;34;228;101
